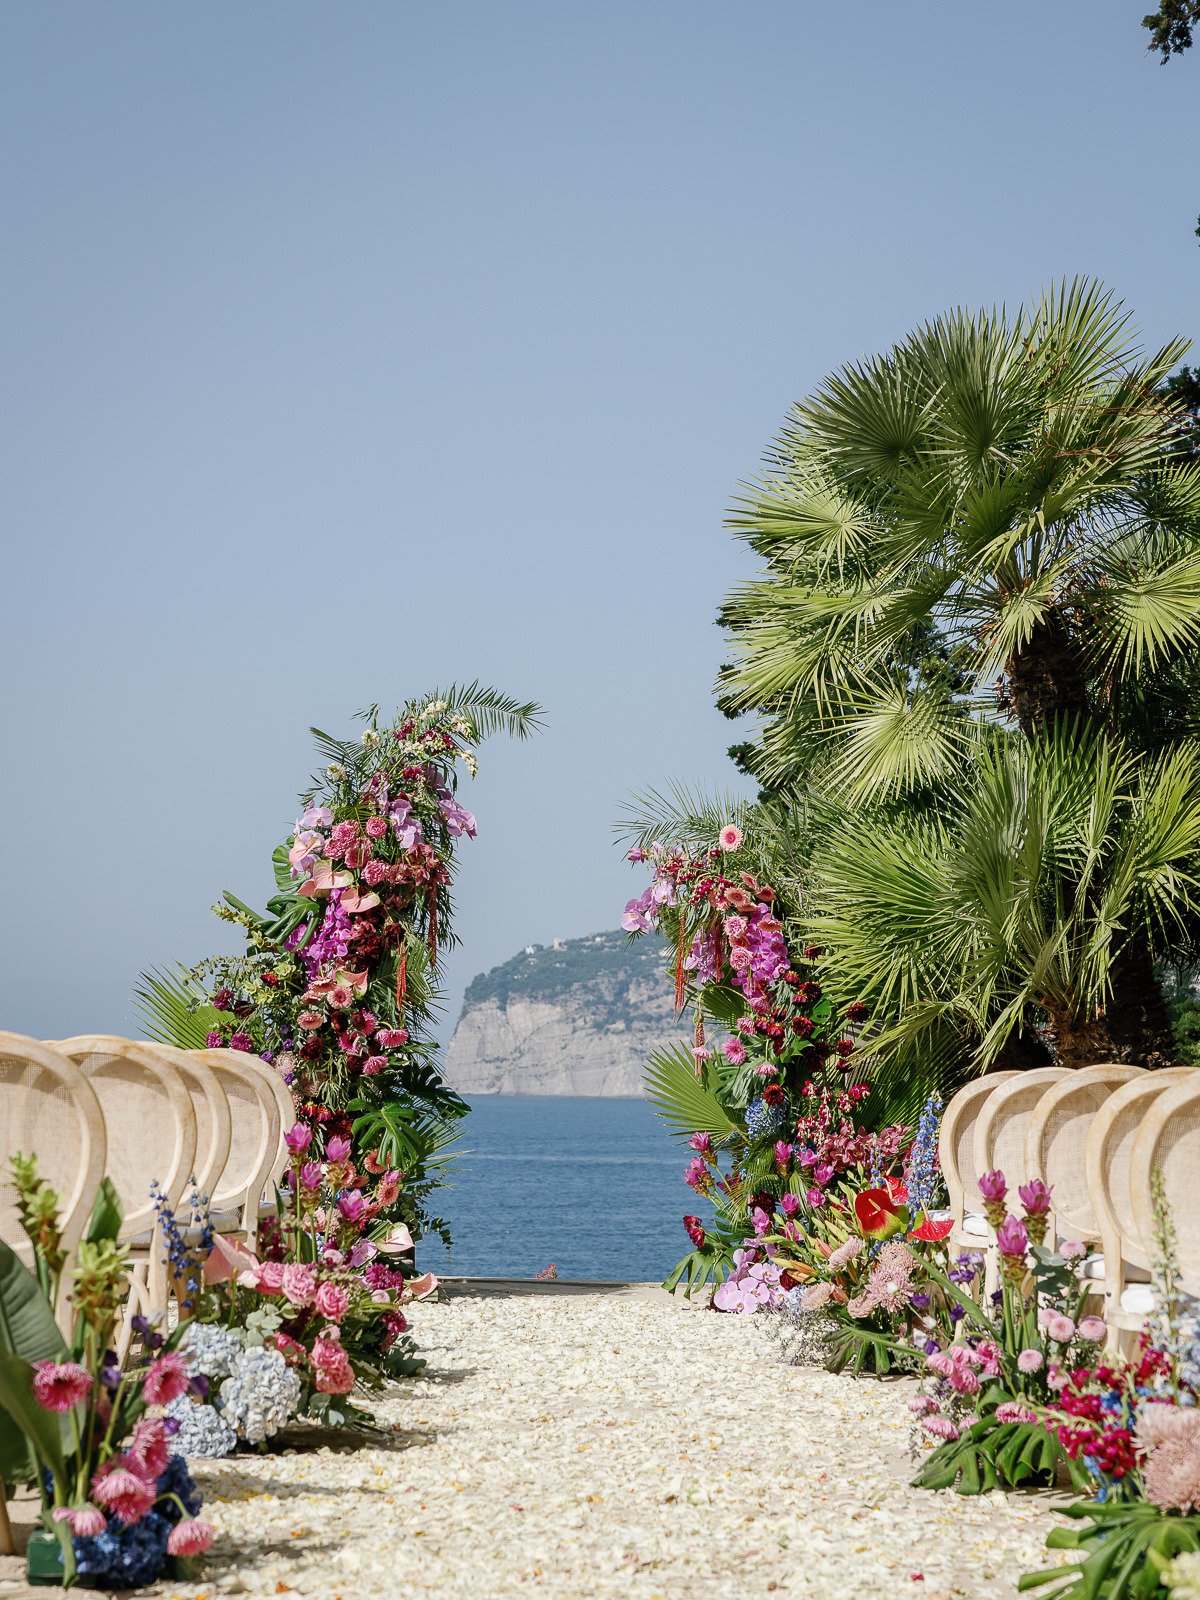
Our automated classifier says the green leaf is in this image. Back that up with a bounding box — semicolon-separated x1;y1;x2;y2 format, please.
0;1240;68;1482
0;1347;68;1486
643;1044;741;1141
82;1178;123;1246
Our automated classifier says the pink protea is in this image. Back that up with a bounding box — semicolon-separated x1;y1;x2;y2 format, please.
865;1241;916;1313
31;1360;92;1412
167;1517;215;1557
281;1263;318;1307
92;1466;156;1525
52;1505;106;1537
314;1281;350;1321
828;1236;864;1272
801;1283;833;1310
142;1351;189;1406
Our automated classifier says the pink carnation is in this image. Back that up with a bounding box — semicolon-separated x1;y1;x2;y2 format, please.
995;1402;1038;1424
142;1351;189;1406
92;1466;156;1525
32;1361;92;1412
168;1518;215;1557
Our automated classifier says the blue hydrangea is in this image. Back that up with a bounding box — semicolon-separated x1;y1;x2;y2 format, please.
181;1322;243;1383
74;1511;171;1589
166;1396;238;1459
745;1096;786;1141
218;1345;301;1444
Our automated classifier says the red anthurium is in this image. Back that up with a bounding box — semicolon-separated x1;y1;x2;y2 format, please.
910;1212;953;1243
885;1176;909;1206
854;1187;907;1240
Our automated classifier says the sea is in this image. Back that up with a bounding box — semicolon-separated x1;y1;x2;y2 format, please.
420;1096;687;1282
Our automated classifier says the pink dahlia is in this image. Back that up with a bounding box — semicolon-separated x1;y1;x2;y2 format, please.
32;1361;92;1412
167;1518;215;1557
92;1466;156;1525
142;1351;189;1406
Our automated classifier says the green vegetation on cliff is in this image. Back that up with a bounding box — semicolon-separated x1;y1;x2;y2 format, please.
460;930;663;1028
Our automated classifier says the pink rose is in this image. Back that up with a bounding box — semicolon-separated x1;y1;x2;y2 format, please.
365;816;388;839
315;1281;351;1321
281;1264;317;1307
258;1260;286;1294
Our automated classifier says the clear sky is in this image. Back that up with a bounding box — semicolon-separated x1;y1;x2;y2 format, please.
1;2;1196;1044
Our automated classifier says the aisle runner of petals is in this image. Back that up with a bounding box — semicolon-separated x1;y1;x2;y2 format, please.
169;1293;1068;1600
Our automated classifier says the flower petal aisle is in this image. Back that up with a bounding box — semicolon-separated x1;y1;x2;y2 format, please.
17;1287;1071;1600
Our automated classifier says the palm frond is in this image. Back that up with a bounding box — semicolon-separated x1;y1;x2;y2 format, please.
132;964;227;1050
644;1044;741;1141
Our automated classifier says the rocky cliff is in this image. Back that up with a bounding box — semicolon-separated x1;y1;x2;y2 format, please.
445;930;685;1096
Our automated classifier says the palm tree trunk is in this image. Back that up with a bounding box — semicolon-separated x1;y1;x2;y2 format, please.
1103;941;1179;1069
1005;617;1091;733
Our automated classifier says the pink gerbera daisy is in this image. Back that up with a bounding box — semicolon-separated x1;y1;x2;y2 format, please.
718;825;743;852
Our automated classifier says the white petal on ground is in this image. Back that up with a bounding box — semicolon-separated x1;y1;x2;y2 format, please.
160;1288;1073;1600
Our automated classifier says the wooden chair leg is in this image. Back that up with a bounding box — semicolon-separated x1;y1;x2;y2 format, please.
0;1481;15;1556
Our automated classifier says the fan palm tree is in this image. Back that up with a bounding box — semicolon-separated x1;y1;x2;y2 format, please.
720;280;1200;1067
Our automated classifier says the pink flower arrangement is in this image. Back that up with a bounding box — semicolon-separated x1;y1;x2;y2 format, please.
31;1361;91;1412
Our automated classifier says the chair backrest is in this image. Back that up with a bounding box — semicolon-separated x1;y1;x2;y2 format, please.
243;1057;299;1190
972;1067;1070;1197
1026;1063;1145;1242
0;1032;107;1270
55;1036;196;1241
195;1049;280;1222
1130;1073;1200;1295
1085;1069;1195;1272
938;1071;1019;1227
138;1042;232;1205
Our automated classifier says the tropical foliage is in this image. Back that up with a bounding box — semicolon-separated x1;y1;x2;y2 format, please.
136;686;542;1246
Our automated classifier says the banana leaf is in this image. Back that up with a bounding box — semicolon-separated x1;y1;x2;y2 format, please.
0;1241;68;1483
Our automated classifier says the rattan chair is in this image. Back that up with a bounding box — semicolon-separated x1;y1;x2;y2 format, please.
54;1036;196;1351
0;1032;107;1329
1025;1064;1145;1248
939;1072;1020;1261
195;1049;281;1253
138;1042;232;1208
244;1055;299;1232
1085;1068;1196;1349
965;1067;1070;1291
1130;1073;1200;1299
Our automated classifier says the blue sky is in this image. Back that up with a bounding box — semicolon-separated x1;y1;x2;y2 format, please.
1;2;1196;1042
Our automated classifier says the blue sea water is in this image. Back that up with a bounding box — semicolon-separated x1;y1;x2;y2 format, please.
421;1096;688;1282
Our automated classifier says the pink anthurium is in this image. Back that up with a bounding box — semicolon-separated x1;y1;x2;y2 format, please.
203;1233;259;1285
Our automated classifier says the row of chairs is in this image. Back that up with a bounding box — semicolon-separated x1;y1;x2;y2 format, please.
940;1063;1200;1344
0;1032;298;1341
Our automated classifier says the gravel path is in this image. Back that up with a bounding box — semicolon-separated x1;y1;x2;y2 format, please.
0;1285;1072;1600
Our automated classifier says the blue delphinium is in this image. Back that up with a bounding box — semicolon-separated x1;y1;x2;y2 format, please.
150;1179;213;1312
745;1096;785;1141
905;1092;944;1215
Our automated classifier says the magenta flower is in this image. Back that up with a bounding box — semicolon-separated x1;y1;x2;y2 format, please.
299;1161;323;1191
52;1505;106;1537
228;1031;253;1053
723;1038;747;1066
688;1132;713;1155
204;1031;222;1049
806;1187;827;1208
774;1141;793;1168
978;1170;1007;1203
1018;1178;1053;1215
325;1135;351;1163
683;1157;708;1190
996;1215;1028;1258
337;1189;368;1225
284;1123;313;1156
31;1361;91;1412
780;1192;801;1217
